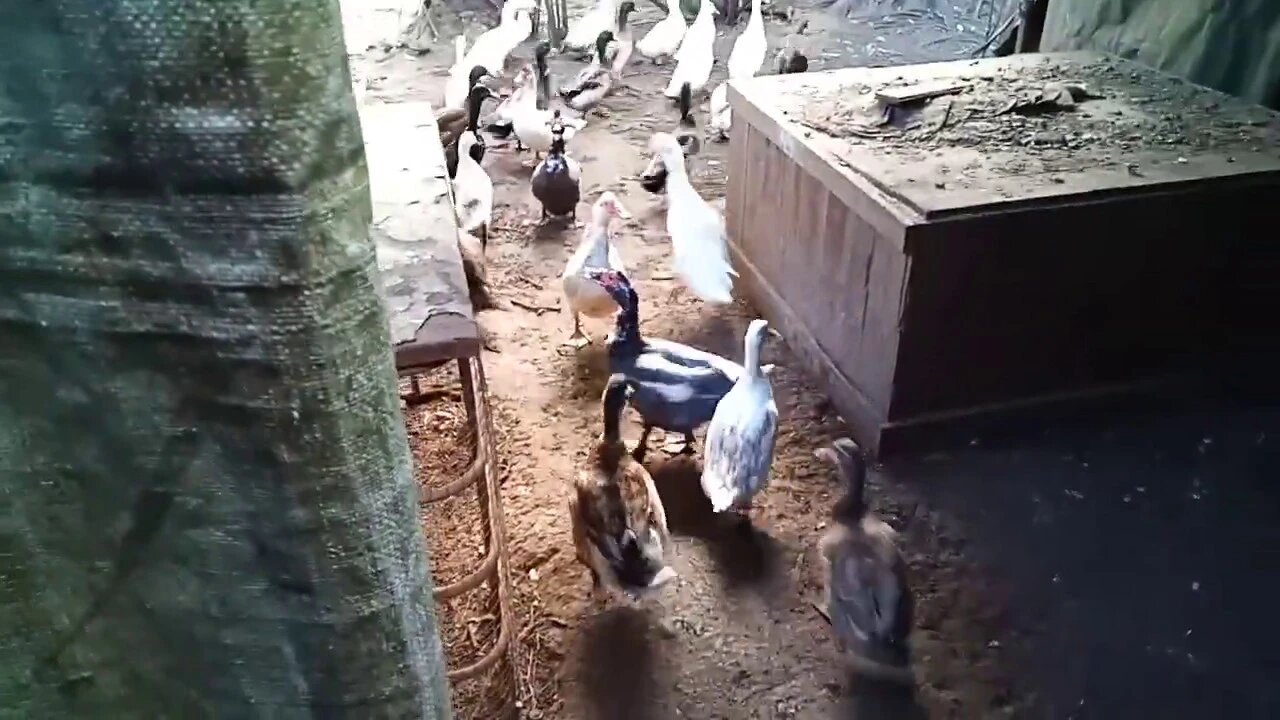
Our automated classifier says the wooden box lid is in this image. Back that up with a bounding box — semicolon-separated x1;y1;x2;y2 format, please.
729;52;1280;235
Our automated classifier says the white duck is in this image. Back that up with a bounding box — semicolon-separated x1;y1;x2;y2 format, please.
561;192;631;347
443;34;473;110
663;0;717;98
707;82;732;140
513;47;588;157
563;0;619;57
726;0;767;82
649;132;736;303
636;0;688;64
484;45;543;137
453;133;494;245
710;28;807;140
701;318;779;515
559;31;620;113
463;0;537;79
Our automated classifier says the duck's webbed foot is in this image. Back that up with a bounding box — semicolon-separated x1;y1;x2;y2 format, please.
561;314;591;349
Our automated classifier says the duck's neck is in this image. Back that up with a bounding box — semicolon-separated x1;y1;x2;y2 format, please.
534;67;550;110
743;327;765;379
610;293;642;351
466;94;484;131
696;0;712;23
663;158;695;203
582;220;611;266
602;387;626;442
748;0;762;22
832;457;867;523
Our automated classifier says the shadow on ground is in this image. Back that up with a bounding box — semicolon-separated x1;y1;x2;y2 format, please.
574;606;665;720
650;455;786;592
882;392;1280;718
832;673;929;720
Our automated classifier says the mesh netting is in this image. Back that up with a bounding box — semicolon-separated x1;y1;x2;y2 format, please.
0;1;451;715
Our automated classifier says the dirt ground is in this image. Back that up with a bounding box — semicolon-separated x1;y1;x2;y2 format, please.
370;2;1032;717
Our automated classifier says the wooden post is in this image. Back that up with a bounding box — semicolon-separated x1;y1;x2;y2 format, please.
1017;0;1050;53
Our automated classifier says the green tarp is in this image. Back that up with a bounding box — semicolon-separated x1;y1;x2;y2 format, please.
0;0;451;716
1041;0;1280;109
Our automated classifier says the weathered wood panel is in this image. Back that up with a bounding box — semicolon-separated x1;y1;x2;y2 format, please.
727;121;905;452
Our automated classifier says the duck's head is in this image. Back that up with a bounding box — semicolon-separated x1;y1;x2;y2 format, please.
467;65;493;89
594;30;616;63
458;130;483;157
648;132;684;164
466;83;495;107
602;373;633;419
587;268;635;307
592;191;633;224
745;318;781;345
815;437;860;466
817;438;867;519
618;1;637;25
535;40;552;63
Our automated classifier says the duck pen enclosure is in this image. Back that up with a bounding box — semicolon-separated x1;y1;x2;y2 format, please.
725;51;1280;457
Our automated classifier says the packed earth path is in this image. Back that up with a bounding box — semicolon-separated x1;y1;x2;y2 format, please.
357;0;1030;716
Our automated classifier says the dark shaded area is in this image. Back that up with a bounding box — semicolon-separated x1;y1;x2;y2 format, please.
833;673;929;720
649;455;786;590
575;607;663;720
884;393;1280;718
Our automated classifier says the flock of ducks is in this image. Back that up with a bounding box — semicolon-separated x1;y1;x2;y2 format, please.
433;0;912;681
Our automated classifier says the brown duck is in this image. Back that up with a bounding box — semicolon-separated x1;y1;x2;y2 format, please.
816;438;914;683
570;374;676;598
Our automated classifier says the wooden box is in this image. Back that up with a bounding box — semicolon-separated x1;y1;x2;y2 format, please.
724;51;1280;457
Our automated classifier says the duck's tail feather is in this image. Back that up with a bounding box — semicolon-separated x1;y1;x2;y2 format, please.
701;469;739;512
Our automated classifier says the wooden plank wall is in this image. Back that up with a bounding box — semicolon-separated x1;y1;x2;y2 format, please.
725;122;908;454
891;182;1273;420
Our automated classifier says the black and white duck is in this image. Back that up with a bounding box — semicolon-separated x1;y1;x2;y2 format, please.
816;438;915;684
531;112;582;221
453;132;493;245
588;268;772;458
441;79;494;179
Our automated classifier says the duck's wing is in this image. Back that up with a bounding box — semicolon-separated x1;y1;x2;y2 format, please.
702;394;777;509
574;474;626;564
827;537;907;647
436;107;468;145
617;456;660;536
643;337;744;378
